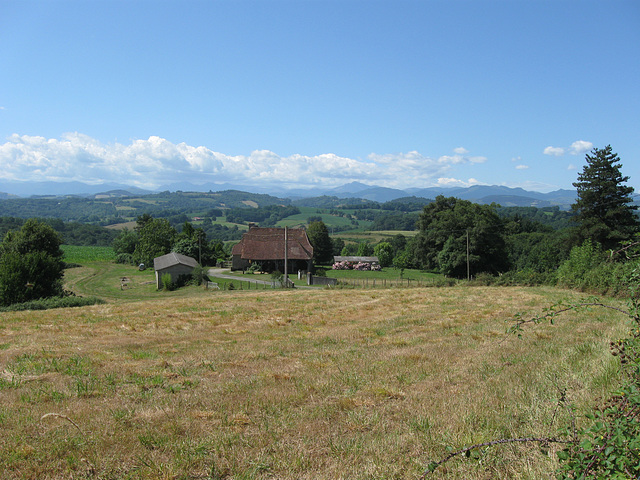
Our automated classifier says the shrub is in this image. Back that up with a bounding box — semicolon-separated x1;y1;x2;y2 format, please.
190;265;209;286
115;253;135;265
557;240;605;289
493;269;557;287
161;273;175;291
471;272;495;285
247;263;262;274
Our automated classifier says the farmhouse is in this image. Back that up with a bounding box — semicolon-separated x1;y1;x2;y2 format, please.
153;252;199;289
231;226;313;273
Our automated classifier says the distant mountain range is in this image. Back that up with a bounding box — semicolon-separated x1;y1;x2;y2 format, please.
0;180;578;209
0;181;151;198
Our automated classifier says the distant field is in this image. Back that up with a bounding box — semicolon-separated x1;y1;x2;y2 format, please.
105;221;137;231
277;209;371;231
0;285;627;479
62;245;116;264
334;229;418;244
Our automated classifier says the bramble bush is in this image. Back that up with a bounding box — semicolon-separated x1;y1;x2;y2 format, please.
555;297;640;478
422;267;640;479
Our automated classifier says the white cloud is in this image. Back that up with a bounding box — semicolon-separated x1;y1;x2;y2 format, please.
436;177;483;188
567;164;577;170
0;134;491;190
543;146;565;156
468;156;487;164
515;164;529;170
453;147;468;155
569;140;593;155
437;154;466;165
544;140;593;157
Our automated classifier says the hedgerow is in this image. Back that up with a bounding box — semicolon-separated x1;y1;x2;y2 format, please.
0;295;105;312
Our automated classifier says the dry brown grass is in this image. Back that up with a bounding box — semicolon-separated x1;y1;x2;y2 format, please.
0;286;629;479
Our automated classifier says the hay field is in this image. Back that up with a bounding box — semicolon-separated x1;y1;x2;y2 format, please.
0;286;628;479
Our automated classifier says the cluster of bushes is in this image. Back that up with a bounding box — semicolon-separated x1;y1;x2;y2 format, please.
468;239;640;297
332;260;382;271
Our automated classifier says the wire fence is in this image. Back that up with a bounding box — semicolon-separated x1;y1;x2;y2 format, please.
210;277;454;291
333;277;454;289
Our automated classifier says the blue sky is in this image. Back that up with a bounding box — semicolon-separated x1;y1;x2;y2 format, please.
1;0;638;193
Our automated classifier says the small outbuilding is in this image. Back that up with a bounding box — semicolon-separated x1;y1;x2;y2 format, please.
153;252;199;289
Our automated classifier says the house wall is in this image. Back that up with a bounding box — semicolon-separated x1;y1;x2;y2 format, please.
231;257;311;273
231;255;250;272
156;264;195;289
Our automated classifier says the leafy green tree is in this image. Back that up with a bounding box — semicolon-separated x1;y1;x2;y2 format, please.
571;145;639;250
173;226;215;265
392;248;412;278
390;234;407;256
306;221;334;264
0;219;65;306
180;221;196;239
415;196;508;278
332;237;345;257
505;231;570;272
341;243;358;256
374;241;393;267
133;216;177;266
112;228;138;256
210;241;227;263
356;241;373;256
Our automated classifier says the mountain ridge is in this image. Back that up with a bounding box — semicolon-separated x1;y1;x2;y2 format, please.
0;180;578;208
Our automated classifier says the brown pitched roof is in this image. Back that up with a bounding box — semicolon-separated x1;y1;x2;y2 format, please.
232;227;313;261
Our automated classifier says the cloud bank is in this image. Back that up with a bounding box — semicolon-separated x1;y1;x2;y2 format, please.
0;133;487;190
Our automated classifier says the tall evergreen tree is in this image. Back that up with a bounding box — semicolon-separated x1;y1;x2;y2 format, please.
571;145;639;250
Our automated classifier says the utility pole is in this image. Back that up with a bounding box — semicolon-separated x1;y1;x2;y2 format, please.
284;226;289;288
466;229;470;281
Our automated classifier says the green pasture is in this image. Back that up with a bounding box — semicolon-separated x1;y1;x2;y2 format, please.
60;246;442;302
276;207;373;230
334;229;418;244
62;245;116;264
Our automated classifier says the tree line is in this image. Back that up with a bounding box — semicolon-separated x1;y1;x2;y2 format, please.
111;214;228;268
0;145;637;306
307;146;639;290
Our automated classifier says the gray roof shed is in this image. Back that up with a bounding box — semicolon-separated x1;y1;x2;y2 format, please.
153;253;199;289
154;252;199;271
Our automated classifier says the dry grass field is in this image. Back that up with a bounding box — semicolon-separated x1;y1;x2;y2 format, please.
0;285;629;479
